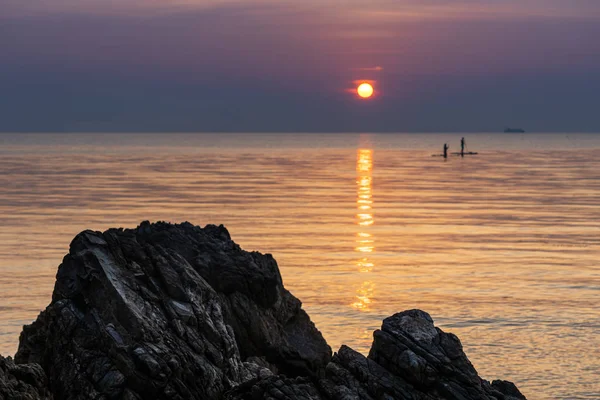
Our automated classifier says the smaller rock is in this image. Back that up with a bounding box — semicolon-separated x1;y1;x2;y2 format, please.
0;355;53;399
491;380;527;400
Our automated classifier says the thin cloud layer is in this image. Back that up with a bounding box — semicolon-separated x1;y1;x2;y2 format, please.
3;0;599;19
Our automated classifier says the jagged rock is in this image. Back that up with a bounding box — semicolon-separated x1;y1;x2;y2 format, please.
364;310;526;399
0;355;52;400
16;221;330;399
229;311;528;400
12;222;526;400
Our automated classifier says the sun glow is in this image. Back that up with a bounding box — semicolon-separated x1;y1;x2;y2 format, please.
357;83;374;98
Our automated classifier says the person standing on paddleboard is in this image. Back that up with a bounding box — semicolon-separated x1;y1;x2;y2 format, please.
443;143;449;159
460;137;465;156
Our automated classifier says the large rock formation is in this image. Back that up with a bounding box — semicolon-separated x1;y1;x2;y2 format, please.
10;222;526;400
16;222;330;399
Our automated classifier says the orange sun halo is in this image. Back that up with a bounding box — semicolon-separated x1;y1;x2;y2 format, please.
357;83;374;98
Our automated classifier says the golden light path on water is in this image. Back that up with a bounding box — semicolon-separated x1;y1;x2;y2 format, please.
352;149;375;311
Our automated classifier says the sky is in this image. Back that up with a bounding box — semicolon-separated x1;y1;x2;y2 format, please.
1;0;600;132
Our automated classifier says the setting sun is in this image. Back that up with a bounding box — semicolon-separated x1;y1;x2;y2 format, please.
357;83;374;98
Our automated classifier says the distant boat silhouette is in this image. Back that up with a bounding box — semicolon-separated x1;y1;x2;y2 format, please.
504;127;525;133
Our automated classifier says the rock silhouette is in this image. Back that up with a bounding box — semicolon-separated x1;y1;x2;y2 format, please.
226;310;526;400
6;222;525;399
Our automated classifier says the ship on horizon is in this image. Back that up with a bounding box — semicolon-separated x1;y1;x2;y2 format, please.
504;127;525;133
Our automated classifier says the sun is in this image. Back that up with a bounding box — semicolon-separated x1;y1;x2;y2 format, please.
357;83;374;99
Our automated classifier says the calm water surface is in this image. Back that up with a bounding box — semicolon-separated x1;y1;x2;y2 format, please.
1;133;599;399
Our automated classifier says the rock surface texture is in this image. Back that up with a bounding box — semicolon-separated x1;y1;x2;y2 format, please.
9;222;526;400
0;355;52;400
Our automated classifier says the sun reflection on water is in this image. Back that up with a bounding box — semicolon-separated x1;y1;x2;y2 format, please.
352;149;375;311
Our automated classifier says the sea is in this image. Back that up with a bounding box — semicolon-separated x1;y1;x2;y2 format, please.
0;133;599;399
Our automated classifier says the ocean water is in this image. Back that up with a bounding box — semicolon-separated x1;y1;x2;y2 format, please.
0;132;599;399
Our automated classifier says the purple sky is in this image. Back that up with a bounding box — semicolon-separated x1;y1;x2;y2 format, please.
1;0;599;132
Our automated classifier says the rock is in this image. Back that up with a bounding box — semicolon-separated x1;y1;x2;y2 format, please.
12;221;527;400
491;380;528;400
363;310;526;399
227;310;527;400
16;221;330;400
0;355;52;399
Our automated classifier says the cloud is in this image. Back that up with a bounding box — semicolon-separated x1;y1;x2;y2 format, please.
351;67;384;72
3;0;599;20
341;0;600;21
